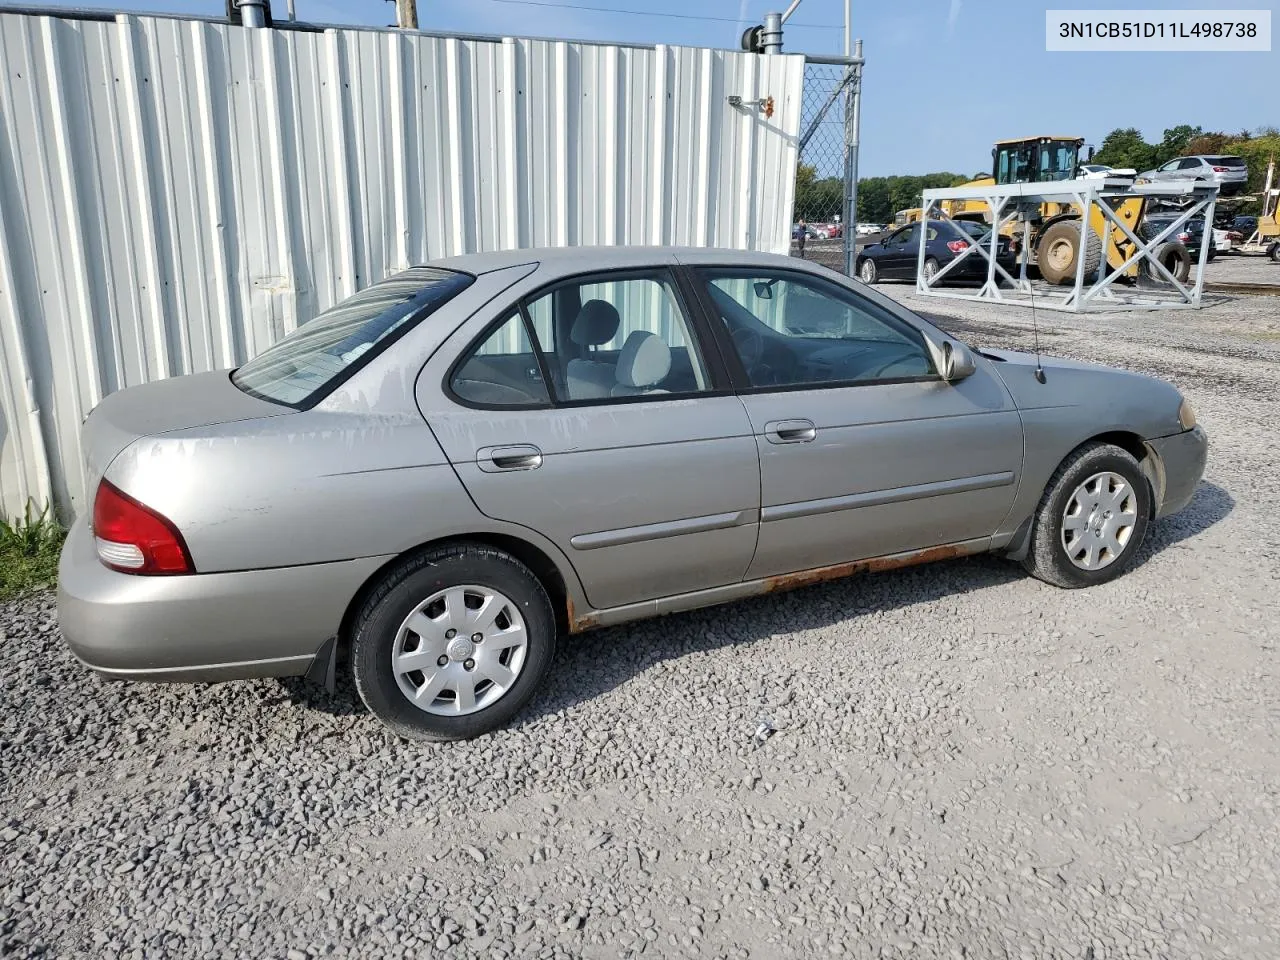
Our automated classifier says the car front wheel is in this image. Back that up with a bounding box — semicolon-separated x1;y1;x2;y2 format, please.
1021;442;1151;589
351;543;556;741
858;258;878;283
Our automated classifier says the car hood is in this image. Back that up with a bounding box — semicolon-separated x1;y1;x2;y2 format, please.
80;371;288;505
977;349;1185;439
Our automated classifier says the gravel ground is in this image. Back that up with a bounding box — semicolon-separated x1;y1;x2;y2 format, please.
1202;254;1280;286
3;289;1279;960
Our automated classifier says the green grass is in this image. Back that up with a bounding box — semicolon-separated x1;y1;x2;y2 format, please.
0;503;65;601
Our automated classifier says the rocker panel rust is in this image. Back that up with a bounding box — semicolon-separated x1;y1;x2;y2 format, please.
566;540;982;634
761;543;971;593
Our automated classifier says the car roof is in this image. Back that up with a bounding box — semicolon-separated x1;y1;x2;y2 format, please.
431;245;807;277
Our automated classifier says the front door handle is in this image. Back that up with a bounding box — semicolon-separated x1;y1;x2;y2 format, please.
478;444;544;472
764;419;817;444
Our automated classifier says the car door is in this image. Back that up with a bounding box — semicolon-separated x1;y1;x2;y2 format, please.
419;266;761;612
878;225;919;278
688;264;1023;580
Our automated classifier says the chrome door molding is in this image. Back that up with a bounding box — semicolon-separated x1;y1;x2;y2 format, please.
761;471;1016;522
569;509;755;551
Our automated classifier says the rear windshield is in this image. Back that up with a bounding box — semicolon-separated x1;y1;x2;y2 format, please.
233;267;473;408
1213;156;1246;168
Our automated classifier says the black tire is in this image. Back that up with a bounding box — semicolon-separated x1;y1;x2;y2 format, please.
857;257;878;284
1020;442;1152;589
1269;241;1280;263
922;256;941;285
1036;219;1103;285
1141;241;1192;283
351;543;556;742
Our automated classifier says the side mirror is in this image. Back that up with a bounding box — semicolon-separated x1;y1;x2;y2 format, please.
922;331;977;382
940;340;977;381
753;280;774;300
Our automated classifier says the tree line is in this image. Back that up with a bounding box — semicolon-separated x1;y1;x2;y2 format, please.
794;165;973;226
795;125;1278;225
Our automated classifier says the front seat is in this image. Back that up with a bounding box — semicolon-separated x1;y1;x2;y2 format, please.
565;300;621;399
611;330;671;397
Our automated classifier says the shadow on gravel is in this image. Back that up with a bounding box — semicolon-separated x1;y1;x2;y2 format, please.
1138;480;1234;562
274;483;1232;725
273;673;365;718
521;552;1026;724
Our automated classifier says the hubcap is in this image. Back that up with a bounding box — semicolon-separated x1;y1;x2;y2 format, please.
391;585;529;716
1061;471;1138;571
861;261;874;281
924;260;937;280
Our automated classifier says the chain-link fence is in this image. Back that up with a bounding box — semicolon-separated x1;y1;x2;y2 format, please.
793;62;853;272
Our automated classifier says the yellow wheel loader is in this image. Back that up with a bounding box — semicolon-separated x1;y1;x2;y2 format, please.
902;136;1160;285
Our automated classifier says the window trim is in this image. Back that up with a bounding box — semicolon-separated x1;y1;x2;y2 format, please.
686;265;942;395
443;307;555;412
442;265;735;411
234;269;476;411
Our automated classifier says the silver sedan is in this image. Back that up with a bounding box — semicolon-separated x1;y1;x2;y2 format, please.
58;247;1208;741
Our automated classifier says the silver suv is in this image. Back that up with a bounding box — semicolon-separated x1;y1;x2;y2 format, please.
1139;155;1248;196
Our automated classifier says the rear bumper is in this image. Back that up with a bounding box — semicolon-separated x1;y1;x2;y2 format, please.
56;516;391;683
1149;425;1208;518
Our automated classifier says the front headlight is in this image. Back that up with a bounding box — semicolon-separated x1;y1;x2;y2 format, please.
1178;398;1197;430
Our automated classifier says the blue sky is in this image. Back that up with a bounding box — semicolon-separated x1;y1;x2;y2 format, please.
32;0;1279;176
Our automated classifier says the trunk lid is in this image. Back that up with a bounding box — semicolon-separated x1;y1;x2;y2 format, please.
82;370;288;496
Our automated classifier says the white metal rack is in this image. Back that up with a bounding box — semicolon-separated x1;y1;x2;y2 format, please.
912;178;1219;313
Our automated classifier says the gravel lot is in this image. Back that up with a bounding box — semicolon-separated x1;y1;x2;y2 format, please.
3;286;1279;960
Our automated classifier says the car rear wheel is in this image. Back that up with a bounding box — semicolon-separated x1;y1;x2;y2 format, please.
351;543;556;741
1021;442;1151;589
1269;241;1280;263
922;257;940;284
858;258;878;283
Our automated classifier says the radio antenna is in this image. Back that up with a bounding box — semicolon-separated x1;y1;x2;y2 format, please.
1024;186;1047;383
1030;276;1046;383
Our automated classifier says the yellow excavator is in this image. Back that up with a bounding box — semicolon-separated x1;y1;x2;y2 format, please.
898;136;1155;284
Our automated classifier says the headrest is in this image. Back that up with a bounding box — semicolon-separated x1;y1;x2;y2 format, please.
615;331;671;389
570;300;621;346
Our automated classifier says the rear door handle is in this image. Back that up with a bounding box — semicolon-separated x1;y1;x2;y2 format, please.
764;419;817;444
477;444;544;472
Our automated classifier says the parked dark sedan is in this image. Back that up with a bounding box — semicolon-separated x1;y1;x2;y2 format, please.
1231;215;1258;237
1141;214;1216;262
856;220;1016;284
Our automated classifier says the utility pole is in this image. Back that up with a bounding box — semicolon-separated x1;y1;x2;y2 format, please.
395;0;418;30
843;37;862;277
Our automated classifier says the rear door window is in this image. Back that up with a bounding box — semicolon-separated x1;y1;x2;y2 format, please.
233;267;473;408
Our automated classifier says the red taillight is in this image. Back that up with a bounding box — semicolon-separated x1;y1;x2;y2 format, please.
946;239;969;253
1177;232;1191;243
1213;166;1227;172
92;480;194;575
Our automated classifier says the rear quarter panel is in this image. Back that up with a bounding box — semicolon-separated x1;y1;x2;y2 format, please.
101;262;585;606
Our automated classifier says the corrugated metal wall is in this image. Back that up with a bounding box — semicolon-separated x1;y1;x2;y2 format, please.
0;11;804;518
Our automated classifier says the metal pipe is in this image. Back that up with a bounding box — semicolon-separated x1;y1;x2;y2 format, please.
843;0;850;56
238;0;267;27
843;37;862;276
761;11;783;53
780;0;803;23
286;0;295;21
